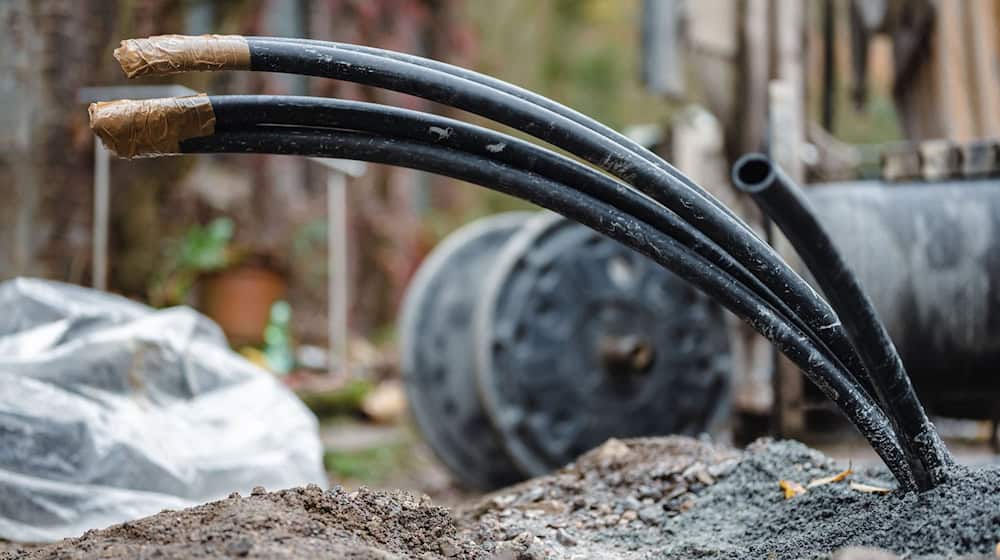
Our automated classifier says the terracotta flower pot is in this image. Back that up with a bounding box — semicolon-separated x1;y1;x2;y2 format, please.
198;265;287;345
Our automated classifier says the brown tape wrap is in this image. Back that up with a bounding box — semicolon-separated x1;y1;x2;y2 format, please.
88;94;216;159
114;34;250;78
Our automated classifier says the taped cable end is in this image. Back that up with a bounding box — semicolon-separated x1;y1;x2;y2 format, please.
114;34;250;78
89;94;216;159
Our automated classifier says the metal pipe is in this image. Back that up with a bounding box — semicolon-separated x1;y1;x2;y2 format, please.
732;153;952;489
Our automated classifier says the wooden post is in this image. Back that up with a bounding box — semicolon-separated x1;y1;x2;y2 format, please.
92;141;109;291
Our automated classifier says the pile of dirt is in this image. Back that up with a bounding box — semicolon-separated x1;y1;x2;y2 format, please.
1;486;482;560
6;437;1000;559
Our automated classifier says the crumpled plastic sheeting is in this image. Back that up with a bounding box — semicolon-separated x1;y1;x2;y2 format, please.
0;278;327;542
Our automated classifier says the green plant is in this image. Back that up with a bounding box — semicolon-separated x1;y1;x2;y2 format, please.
149;217;238;306
296;379;375;419
323;443;409;484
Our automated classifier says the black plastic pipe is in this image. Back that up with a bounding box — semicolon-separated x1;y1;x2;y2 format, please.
257;37;749;228
178;126;916;490
732;153;952;489
209;94;851;380
237;37;875;399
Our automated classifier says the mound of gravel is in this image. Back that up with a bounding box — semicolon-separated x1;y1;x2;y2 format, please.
658;439;1000;558
6;437;999;559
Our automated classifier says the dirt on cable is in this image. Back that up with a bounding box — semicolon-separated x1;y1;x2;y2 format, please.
4;436;999;559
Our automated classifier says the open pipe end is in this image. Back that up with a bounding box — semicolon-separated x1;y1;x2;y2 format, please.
88;94;216;159
731;153;776;194
115;35;250;78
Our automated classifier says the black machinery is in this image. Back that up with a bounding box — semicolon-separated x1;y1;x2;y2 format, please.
808;179;1000;420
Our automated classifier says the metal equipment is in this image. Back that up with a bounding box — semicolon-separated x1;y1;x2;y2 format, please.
808;179;1000;421
401;212;731;488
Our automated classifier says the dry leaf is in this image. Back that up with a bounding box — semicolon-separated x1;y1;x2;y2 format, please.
779;479;807;499
849;482;892;495
808;465;854;488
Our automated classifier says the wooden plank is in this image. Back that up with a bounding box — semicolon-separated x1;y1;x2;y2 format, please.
933;0;976;141
967;0;1000;137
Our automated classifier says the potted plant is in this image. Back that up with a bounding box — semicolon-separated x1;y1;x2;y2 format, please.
149;217;287;345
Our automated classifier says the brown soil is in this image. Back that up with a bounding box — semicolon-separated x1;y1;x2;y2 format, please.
5;436;999;559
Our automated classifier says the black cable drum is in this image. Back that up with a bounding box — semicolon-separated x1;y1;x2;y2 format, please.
399;212;534;490
806;179;1000;419
400;211;732;488
474;212;731;478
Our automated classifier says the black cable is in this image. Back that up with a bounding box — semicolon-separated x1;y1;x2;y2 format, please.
238;37;876;419
209;95;892;467
121;35;879;454
209;94;848;381
732;154;951;489
179;126;916;489
258;37;748;228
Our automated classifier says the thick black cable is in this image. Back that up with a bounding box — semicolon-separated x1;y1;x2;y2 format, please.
255;37;749;228
732;154;952;488
179;126;916;490
239;37;878;426
209;94;854;384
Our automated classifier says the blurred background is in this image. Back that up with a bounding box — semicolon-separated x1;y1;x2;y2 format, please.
3;0;999;502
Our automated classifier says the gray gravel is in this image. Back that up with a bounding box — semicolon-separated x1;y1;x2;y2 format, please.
656;439;1000;559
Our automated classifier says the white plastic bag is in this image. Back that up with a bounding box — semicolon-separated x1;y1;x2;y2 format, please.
0;278;326;542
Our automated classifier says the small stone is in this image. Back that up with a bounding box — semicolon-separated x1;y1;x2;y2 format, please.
439;540;461;557
521;487;545;503
512;531;535;548
225;537;253;557
594;438;631;462
833;547;900;560
620;496;642;511
638;506;664;524
227;491;241;499
708;458;739;478
637;485;659;499
622;510;638;522
556;528;577;547
695;470;715;485
664;485;688;500
250;486;266;496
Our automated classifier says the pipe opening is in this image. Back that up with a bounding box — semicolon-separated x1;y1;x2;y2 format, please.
732;154;775;193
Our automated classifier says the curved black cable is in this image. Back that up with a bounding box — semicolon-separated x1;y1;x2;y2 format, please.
732;154;951;488
238;37;877;423
124;35;882;466
179;126;916;489
209;94;852;383
256;37;749;228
